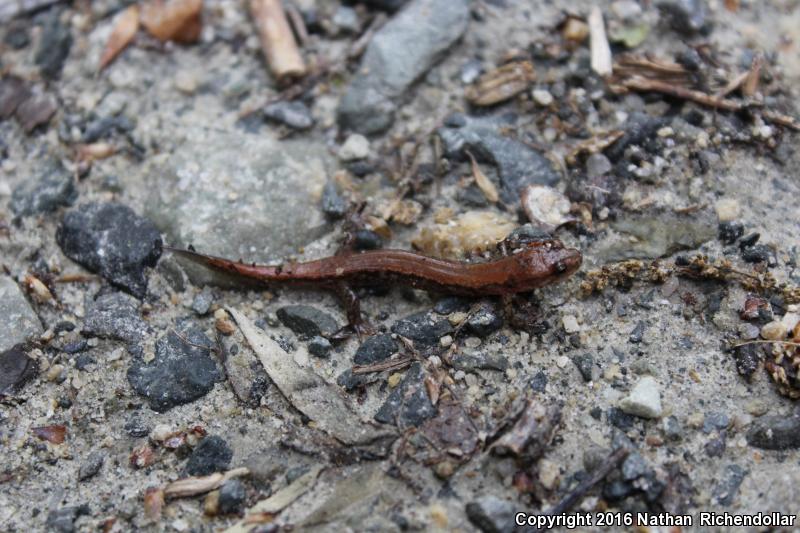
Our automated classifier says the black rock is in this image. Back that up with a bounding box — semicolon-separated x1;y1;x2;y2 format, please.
747;414;800;450
276;305;339;339
718;221;744;245
572;354;594;382
321;181;347;219
54;321;77;333
185;435;233;476
74;353;95;370
56;203;163;299
529;371;547;392
346;160;375;177
354;334;397;365
433;296;469;315
738;232;760;249
713;464;747;505
10;159;77;218
307;335;332;358
82;115;134;143
82;291;149;343
657;0;708;35
466;306;503;337
452;354;508;372
218;478;247;514
46;505;90;533
127;324;221;412
391;312;453;347
362;0;409;11
605;112;668;161
62;340;88;354
0;345;37;394
629;321;646;343
337;368;370;391
741;244;776;266
437;116;560;205
457;184;490;208
78;450;105;481
374;362;436;427
35;12;73;79
263;100;314;130
733;343;761;379
124;416;151;438
4;22;30;49
465;496;516;533
603;479;635;501
608;407;635;431
353;229;383;250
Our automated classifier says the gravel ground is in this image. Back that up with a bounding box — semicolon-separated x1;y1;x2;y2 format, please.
2;0;800;532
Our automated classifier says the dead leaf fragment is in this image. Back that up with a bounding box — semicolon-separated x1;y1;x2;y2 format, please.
467;151;499;203
15;91;56;133
144;487;165;521
141;0;203;43
24;274;54;304
465;61;535;106
130;442;156;469
521;185;573;229
32;424;66;444
99;5;140;71
77;142;116;162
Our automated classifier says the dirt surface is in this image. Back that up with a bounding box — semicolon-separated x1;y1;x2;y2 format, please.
2;1;800;532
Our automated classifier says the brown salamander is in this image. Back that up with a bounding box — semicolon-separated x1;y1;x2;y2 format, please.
166;239;582;334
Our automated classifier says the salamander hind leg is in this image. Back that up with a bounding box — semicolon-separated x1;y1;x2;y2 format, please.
330;283;376;340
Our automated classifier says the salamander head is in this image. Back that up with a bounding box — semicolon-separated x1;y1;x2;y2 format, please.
511;239;582;291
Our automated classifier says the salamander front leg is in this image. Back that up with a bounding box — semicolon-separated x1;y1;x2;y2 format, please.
331;283;375;340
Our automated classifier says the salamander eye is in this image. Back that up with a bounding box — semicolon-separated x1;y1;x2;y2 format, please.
554;260;567;273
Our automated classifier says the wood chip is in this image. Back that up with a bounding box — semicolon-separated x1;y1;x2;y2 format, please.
99;5;140;71
249;0;306;81
140;0;202;43
588;6;612;76
164;467;249;499
32;424;66;444
465;61;535;106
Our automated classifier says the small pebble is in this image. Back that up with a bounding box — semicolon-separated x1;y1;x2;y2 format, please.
387;373;403;388
562;315;580;333
307;336;332;358
556;356;569;369
619;376;662;419
760;321;787;341
715;199;740;222
531;89;553;106
339;134;370;161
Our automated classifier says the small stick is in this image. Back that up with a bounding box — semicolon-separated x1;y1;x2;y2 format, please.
731;340;800;349
249;0;306;81
534;447;628;529
352;356;414;375
588;6;612;76
621;76;800;131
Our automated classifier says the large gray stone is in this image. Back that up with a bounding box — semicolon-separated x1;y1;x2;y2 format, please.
0;276;43;352
337;0;470;134
147;131;334;284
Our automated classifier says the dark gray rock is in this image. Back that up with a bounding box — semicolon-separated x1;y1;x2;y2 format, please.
571;354;594;382
747;414;800;450
78;450;105;481
82;291;149;343
529;371;547;392
0;276;43;353
658;0;707;35
123;416;151;438
218;478;246;514
622;452;650;480
391;312;453;347
703;412;730;434
276;305;339;338
10;159;76;218
332;6;360;34
263;100;314;130
718;221;744;245
375;362;436;427
82;115;134;143
307;336;332;358
452;354;508;372
337;368;371;391
466;306;503;337
338;0;470;134
629;321;646;343
35;12;72;79
46;505;89;533
605;112;668;161
465;496;516;533
354;334;398;365
662;416;683;441
4;22;30;49
705;435;726;457
56;203;163;299
437;115;560;204
741;244;777;266
0;76;30;119
15;91;57;133
0;345;37;394
353;229;382;250
127;324;221;412
433;296;468;315
185;435;233;476
321;181;348;219
713;464;747;505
